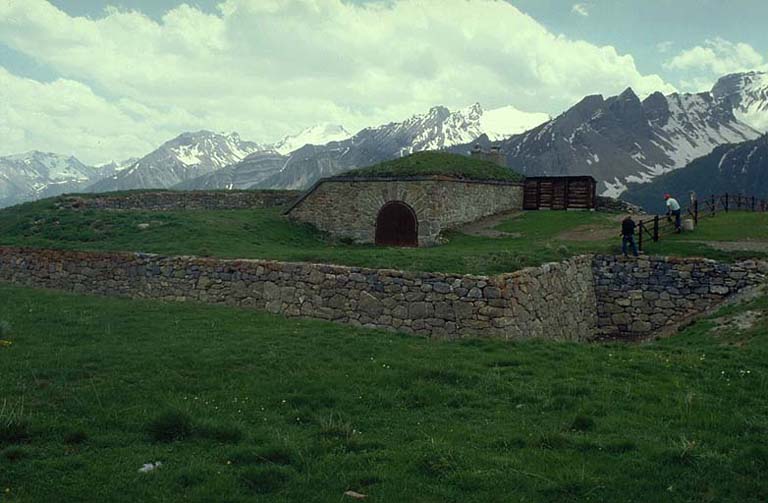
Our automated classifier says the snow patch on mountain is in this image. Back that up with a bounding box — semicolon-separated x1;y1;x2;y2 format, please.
273;124;351;155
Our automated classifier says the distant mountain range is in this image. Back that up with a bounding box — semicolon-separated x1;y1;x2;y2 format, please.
462;75;765;197
86;131;265;193
623;134;768;213
220;103;548;191
141;102;548;192
0;71;766;207
0;151;100;208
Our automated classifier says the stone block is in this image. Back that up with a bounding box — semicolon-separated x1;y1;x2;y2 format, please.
359;291;384;316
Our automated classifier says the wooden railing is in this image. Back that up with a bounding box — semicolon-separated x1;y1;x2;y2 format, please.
637;193;768;252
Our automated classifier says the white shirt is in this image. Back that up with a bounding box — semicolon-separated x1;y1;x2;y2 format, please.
666;198;680;211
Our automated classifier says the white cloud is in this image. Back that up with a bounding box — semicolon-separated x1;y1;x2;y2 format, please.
664;38;767;91
0;0;675;164
571;3;589;17
656;41;674;54
0;67;180;164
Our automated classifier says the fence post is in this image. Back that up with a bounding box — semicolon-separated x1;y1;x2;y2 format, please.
694;200;698;225
752;196;756;212
725;193;729;213
711;194;716;216
653;215;659;242
638;220;643;252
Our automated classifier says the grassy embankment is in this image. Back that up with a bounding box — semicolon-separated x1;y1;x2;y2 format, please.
1;198;765;276
1;284;767;501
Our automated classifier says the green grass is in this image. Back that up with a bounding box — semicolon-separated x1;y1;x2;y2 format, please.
638;212;768;260
1;198;765;276
674;212;768;241
338;151;524;182
1;284;767;501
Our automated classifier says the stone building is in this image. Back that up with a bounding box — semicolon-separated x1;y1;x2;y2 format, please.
286;176;523;247
285;151;528;246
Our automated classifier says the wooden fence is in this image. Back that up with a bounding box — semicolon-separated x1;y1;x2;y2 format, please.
637;193;768;252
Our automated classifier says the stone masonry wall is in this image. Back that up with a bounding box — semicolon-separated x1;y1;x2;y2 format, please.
0;247;594;341
62;190;300;211
287;178;523;246
593;255;767;338
1;247;764;341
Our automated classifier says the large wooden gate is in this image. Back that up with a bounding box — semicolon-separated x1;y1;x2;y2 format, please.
375;201;418;247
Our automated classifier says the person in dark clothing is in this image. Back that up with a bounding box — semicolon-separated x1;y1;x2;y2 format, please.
621;215;638;257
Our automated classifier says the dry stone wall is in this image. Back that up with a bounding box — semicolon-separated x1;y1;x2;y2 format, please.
0;248;764;341
0;247;594;341
593;255;767;338
62;190;300;211
287;178;523;246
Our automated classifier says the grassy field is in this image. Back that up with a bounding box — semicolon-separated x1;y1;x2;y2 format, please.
1;198;765;276
1;285;767;501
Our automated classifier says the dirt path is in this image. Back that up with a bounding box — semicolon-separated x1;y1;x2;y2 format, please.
458;210;523;238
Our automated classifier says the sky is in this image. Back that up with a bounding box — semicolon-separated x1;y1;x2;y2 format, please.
1;0;767;164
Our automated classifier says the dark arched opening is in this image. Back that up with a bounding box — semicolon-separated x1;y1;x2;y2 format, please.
375;201;418;247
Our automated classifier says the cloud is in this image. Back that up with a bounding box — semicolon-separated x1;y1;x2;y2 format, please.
0;0;675;163
664;38;766;90
571;3;589;17
656;41;673;54
0;67;178;164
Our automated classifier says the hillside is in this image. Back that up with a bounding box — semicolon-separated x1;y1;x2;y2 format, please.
623;135;768;213
1;196;765;276
336;151;524;181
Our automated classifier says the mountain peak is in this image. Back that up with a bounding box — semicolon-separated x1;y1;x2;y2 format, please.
619;87;638;99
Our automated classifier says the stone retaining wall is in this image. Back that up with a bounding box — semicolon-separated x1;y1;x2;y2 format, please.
0;248;764;340
61;190;300;211
0;247;594;341
593;255;767;338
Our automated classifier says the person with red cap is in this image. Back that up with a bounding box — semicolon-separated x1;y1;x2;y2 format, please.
664;194;681;233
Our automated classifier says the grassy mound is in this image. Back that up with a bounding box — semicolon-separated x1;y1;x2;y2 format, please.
1;284;767;500
337;151;524;182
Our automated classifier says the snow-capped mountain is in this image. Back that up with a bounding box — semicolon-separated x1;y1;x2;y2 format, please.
196;103;546;191
272;124;351;155
0;151;99;208
95;157;139;179
87;131;264;192
466;82;761;197
624;134;768;213
713;71;768;132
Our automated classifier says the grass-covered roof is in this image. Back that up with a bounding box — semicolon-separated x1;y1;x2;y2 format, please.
337;151;524;182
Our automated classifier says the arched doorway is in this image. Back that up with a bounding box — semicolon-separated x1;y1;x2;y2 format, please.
375;201;418;247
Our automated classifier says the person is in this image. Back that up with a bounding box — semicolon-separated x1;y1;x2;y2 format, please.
664;193;681;233
621;215;638;257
